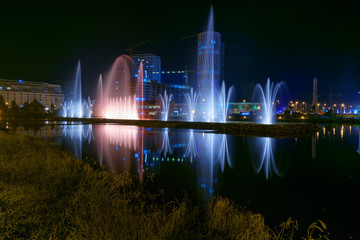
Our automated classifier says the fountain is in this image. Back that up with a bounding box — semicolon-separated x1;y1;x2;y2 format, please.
160;90;172;121
197;6;235;123
98;55;139;120
95;74;104;116
218;81;234;123
253;78;284;124
184;88;199;122
61;60;94;118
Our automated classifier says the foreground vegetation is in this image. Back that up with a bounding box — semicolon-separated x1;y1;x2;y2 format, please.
0;131;329;239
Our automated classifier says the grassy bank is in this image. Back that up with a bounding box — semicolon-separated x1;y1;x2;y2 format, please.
0;131;328;239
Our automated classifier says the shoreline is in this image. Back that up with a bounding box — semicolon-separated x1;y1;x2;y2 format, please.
0;130;327;239
54;117;321;138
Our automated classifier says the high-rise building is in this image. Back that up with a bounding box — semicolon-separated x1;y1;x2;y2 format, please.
197;31;221;98
312;78;318;110
132;53;161;83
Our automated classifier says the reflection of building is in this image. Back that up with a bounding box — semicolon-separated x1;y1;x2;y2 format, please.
0;79;64;109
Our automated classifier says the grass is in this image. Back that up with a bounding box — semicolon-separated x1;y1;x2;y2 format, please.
0;131;329;239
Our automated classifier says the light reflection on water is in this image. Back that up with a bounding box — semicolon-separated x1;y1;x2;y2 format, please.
250;137;279;179
6;122;360;238
7;123;360;195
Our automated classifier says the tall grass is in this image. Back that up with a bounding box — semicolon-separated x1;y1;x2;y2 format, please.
0;131;328;239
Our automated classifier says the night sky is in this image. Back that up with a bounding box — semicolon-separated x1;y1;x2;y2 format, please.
1;1;360;104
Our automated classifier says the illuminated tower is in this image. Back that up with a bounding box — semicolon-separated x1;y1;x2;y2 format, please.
197;31;221;119
197;31;221;96
312;78;318;111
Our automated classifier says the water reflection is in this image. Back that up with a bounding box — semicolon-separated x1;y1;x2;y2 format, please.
250;137;280;179
62;124;94;159
197;132;232;200
312;135;316;159
160;128;172;157
185;129;198;163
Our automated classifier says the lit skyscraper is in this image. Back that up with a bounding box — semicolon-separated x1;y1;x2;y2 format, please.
197;31;221;98
132;53;161;83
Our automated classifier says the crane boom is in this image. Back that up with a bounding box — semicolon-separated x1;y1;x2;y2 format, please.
124;40;150;58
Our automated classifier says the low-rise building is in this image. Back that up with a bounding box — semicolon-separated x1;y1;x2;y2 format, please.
0;79;64;109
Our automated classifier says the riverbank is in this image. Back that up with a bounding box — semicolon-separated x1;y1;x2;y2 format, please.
0;131;328;239
49;117;320;138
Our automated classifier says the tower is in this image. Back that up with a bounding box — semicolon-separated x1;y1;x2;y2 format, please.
197;31;221;97
197;31;221;120
312;78;318;111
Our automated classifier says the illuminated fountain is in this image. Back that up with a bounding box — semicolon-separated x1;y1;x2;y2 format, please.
184;88;199;122
98;55;139;120
160;90;172;121
61;60;94;118
198;6;234;123
94;74;104;117
253;78;284;124
218;81;234;123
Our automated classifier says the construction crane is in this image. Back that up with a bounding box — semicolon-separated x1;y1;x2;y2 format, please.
180;33;198;41
318;91;341;106
124;40;150;58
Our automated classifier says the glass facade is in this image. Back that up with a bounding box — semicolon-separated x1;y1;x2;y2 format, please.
132;54;161;83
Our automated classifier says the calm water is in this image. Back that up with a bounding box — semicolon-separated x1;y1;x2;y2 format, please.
3;121;360;239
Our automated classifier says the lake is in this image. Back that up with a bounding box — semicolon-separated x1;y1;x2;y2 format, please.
3;120;359;239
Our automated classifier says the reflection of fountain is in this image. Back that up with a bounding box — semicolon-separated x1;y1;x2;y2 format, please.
99;55;139;120
185;129;198;162
197;132;232;200
61;60;94;118
62;124;94;159
184;88;199;122
160;128;172;157
251;137;279;179
217;134;231;171
253;78;284;124
218;81;234;123
93;125;144;181
160;90;172;121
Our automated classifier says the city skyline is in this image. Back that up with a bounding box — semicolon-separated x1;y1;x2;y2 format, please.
1;1;360;103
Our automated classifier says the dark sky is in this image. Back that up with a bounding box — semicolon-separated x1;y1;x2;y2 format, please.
1;1;360;104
